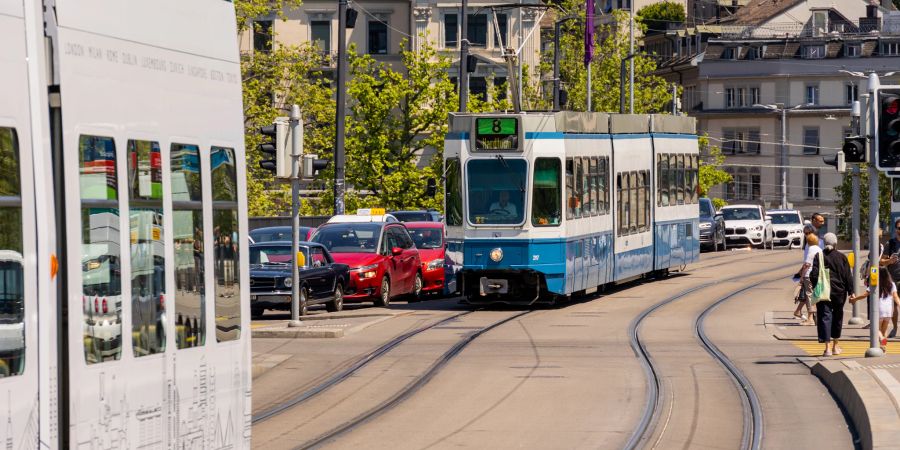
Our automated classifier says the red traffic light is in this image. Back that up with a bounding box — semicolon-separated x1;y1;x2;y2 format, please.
885;96;900;115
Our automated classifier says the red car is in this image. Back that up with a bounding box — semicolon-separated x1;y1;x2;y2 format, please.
405;222;445;296
311;221;422;306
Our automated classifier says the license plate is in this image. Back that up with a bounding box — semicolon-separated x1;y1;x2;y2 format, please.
479;277;508;295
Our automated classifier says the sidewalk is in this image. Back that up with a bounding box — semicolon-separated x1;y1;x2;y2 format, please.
767;308;900;449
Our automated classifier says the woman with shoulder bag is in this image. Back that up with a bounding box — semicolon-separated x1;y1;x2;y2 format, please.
809;233;854;356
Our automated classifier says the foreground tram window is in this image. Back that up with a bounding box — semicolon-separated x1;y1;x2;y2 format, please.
171;144;205;348
0;128;24;377
79;135;122;364
210;146;241;342
128;140;165;356
532;158;561;226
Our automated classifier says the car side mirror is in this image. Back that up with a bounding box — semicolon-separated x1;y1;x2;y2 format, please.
765;215;772;221
391;247;404;256
714;214;723;220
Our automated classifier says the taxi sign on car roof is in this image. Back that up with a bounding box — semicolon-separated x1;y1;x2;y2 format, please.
357;208;386;216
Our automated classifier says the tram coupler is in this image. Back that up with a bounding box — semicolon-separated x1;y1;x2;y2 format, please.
460;269;543;305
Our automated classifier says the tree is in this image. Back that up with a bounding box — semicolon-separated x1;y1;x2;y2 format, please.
236;0;336;216
556;7;672;113
636;1;686;35
834;166;891;243
698;134;731;209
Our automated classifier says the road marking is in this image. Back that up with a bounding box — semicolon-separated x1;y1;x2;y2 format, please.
790;340;900;357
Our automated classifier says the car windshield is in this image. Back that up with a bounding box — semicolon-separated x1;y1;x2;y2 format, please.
467;158;527;225
250;245;308;266
699;200;714;218
408;228;443;249
770;213;801;225
311;223;382;253
392;211;431;222
722;208;761;221
250;227;311;243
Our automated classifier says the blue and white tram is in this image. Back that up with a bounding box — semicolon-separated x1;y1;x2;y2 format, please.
444;112;699;305
2;0;250;447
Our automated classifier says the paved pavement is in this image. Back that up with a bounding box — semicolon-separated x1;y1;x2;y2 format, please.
250;250;862;449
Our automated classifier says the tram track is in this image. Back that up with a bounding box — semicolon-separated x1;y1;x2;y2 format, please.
624;261;795;450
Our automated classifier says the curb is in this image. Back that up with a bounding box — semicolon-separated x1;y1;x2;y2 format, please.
251;314;399;339
806;359;900;450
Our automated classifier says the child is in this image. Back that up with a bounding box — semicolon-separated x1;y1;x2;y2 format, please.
851;267;900;351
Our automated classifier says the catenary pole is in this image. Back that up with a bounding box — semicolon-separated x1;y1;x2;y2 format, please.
289;105;302;326
866;72;884;357
334;0;348;214
459;0;469;112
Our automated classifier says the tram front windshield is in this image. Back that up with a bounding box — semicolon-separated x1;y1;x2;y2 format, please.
467;158;526;225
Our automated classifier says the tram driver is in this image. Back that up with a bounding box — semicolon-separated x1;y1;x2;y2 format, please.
489;190;518;217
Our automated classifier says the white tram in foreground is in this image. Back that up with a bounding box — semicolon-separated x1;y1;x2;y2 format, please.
444;112;700;304
2;0;250;447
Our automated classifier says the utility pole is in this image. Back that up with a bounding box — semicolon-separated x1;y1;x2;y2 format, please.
289;105;303;326
850;98;864;325
619;53;637;114
672;83;677;114
780;106;787;209
866;72;883;357
459;0;469;112
334;0;348;215
629;7;634;114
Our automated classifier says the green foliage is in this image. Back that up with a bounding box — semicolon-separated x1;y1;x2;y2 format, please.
636;1;686;35
834;166;891;242
556;8;672;113
697;134;731;208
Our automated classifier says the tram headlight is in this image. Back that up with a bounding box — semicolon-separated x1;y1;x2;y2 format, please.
283;277;293;288
490;248;503;262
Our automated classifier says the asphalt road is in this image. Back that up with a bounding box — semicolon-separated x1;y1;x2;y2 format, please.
251;249;855;449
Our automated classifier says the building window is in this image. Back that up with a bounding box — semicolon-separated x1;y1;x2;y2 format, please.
725;88;735;108
722;47;736;60
444;13;458;48
804;45;825;59
723;128;761;154
747;47;760;60
846;83;859;105
470;77;487;101
724;167;761;201
368;20;388;54
805;84;819;105
846;44;861;57
493;76;508;100
882;42;900;56
467;14;488;47
803;127;820;155
311;20;331;53
806;172;820;199
253;20;273;53
497;14;508;47
749;87;760;106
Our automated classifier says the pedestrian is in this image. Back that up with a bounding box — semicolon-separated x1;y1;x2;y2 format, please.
880;218;900;337
809;233;854;356
811;212;826;242
852;266;900;352
794;234;821;324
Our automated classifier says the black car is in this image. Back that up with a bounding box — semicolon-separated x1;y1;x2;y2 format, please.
249;241;349;317
389;210;442;222
249;226;315;244
699;197;726;251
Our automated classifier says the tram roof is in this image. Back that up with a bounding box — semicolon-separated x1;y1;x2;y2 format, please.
448;111;695;135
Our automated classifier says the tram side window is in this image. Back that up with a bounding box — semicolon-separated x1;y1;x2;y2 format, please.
642;171;650;231
574;158;584;218
211;146;242;342
616;174;623;235
629;172;639;233
658;154;669;207
171;143;205;349
677;154;686;204
636;172;646;231
598;157;609;214
128;140;166;357
79;135;122;364
445;158;462;226
532;158;561;226
668;154;677;206
0;128;24;377
566;158;575;220
692;154;700;204
587;158;598;216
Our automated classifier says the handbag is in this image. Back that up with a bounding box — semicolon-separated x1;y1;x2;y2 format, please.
812;252;831;304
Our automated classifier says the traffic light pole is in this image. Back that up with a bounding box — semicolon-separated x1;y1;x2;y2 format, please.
289;105;303;326
849;164;864;325
334;0;348;215
866;73;883;357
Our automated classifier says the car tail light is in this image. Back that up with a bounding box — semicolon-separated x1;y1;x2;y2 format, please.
94;298;99;313
160;294;165;310
102;298;108;314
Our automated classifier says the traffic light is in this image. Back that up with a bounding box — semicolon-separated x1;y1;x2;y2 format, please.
823;151;846;173
302;154;329;179
843;135;866;163
425;178;437;197
258;117;291;179
877;89;900;170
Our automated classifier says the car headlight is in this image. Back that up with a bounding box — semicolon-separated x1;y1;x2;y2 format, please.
283;277;292;288
490;248;503;262
753;225;763;231
356;264;379;279
699;223;712;229
427;259;443;271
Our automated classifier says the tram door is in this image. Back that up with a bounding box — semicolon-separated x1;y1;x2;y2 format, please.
0;7;42;447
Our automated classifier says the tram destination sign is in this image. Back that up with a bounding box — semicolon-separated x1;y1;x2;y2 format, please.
475;117;520;151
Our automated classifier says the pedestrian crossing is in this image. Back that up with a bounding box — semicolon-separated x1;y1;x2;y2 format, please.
791;340;900;357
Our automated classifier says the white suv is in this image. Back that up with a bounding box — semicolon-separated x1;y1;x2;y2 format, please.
767;209;804;248
720;204;774;249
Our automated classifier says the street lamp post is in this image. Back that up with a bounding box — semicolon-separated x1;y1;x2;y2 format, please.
552;15;578;111
752;103;807;209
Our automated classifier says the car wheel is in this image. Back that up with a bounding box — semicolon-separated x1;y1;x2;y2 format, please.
374;276;391;307
326;284;344;313
721;233;727;251
251;306;264;319
409;273;423;302
299;286;309;316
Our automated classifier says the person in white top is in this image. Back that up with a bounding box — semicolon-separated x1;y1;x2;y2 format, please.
794;234;821;324
852;266;900;352
489;191;517;217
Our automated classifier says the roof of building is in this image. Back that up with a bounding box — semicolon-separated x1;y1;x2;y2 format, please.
719;0;805;26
